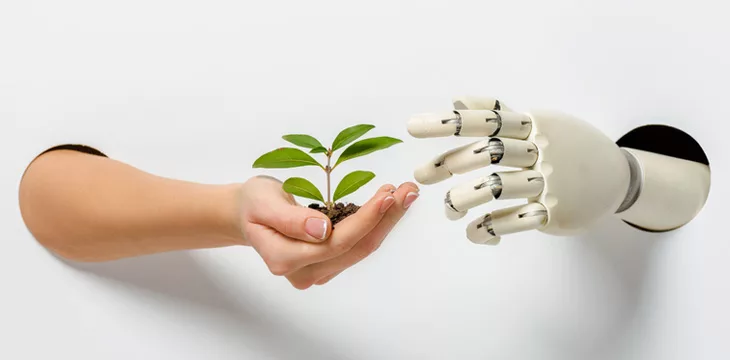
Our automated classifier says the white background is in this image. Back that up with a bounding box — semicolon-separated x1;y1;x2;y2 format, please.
2;1;728;359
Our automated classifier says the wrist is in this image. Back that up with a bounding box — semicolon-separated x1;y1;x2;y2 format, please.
212;182;248;246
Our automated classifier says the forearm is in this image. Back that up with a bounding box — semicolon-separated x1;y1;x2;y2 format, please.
19;150;244;262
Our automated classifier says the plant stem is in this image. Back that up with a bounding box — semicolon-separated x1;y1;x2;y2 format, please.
326;149;332;210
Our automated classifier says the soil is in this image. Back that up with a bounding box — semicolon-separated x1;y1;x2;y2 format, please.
308;202;361;226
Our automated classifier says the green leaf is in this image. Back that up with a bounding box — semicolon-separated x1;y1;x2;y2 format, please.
282;134;324;149
331;124;375;151
310;146;328;154
252;148;322;168
282;177;324;202
335;137;403;166
333;171;375;201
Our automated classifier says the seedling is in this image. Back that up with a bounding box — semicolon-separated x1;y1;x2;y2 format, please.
253;124;402;224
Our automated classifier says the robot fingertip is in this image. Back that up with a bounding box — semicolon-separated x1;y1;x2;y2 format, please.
483;237;501;246
445;204;467;220
406;115;430;138
413;170;433;185
407;112;457;138
413;172;434;185
414;165;451;185
408;114;441;139
467;232;501;245
466;220;500;245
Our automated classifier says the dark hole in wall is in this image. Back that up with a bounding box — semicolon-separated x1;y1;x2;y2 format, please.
616;125;709;166
21;143;107;182
39;144;107;158
616;124;710;232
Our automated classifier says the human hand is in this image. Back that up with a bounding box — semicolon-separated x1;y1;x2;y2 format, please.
238;175;419;289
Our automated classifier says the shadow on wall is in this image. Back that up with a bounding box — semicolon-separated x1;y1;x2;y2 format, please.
53;218;667;360
60;251;350;360
535;217;668;360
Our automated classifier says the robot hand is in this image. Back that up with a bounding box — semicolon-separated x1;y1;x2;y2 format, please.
408;96;710;244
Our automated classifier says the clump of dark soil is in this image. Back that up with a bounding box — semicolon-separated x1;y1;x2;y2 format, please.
308;202;360;226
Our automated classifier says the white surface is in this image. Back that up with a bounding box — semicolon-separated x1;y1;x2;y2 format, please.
2;1;728;359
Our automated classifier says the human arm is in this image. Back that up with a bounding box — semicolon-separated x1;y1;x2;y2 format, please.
19;149;418;288
19;149;244;261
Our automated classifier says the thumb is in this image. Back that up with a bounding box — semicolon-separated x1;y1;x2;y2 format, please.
257;200;332;243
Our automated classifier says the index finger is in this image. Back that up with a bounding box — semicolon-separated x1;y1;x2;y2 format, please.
413;137;539;185
407;109;532;140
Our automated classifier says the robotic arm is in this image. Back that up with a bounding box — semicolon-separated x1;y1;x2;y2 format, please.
408;96;711;244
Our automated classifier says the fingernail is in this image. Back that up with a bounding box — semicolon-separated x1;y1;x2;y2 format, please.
403;192;419;209
305;218;328;240
380;196;395;213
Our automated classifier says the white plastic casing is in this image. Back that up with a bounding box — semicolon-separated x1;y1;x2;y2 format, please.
444;169;545;221
455;110;532;139
413;143;472;185
444;203;468;220
466;203;548;245
456;110;500;137
449;177;494;211
407;112;459;138
491;111;533;139
498;170;544;199
499;138;539;167
413;138;539;185
414;159;452;185
526;110;631;236
617;148;711;231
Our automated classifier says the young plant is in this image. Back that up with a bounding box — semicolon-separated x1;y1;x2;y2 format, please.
252;124;402;223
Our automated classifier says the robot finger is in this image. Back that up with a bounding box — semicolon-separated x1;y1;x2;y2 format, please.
444;170;545;220
452;96;513;112
407;110;532;139
414;138;539;185
465;202;548;245
412;142;474;185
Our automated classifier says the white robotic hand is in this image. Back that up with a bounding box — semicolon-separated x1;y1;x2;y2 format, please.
408;96;711;244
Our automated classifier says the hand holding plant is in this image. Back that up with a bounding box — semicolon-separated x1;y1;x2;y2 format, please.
244;124;418;289
238;176;419;289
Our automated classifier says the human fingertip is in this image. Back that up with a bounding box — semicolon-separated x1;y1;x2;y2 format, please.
399;181;420;192
380;196;396;213
305;217;329;241
378;184;397;193
403;192;419;209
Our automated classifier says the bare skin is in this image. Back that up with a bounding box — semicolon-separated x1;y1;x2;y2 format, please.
19;150;419;289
